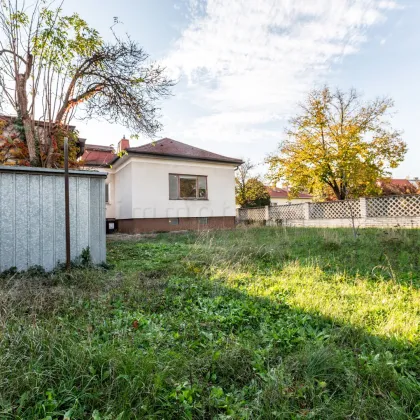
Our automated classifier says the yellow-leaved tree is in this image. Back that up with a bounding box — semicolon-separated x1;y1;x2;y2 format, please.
267;87;407;200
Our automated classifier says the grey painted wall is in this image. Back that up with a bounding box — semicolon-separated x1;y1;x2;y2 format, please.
0;166;107;272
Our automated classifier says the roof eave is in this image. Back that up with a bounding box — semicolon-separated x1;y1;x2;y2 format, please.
126;149;243;165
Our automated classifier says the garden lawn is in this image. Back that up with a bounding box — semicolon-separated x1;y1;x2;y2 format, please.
0;227;419;419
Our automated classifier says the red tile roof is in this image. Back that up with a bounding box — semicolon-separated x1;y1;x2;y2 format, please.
377;179;418;195
266;186;312;199
82;138;243;167
81;144;116;166
127;138;243;164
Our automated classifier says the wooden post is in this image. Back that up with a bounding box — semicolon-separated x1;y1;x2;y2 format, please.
64;137;71;271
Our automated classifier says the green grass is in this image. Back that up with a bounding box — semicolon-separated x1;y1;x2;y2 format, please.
0;227;419;419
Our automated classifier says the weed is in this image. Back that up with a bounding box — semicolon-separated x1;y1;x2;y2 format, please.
0;227;419;418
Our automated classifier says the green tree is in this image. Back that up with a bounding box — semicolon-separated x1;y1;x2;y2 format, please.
267;87;407;200
235;158;255;206
236;177;270;208
0;1;173;167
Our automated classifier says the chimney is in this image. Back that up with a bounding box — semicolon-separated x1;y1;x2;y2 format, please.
118;135;130;153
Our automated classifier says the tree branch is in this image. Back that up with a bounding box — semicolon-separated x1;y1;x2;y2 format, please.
0;49;27;64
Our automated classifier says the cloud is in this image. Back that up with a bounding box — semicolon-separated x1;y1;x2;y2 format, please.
166;0;400;145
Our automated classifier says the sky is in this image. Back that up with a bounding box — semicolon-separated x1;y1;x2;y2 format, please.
62;0;420;178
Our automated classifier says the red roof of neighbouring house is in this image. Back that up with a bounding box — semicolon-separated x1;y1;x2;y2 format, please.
266;186;312;199
81;144;117;166
0;114;76;130
377;179;418;195
127;138;243;165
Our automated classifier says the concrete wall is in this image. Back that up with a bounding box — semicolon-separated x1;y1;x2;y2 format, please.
239;197;420;229
0;166;107;272
102;156;237;220
275;217;420;229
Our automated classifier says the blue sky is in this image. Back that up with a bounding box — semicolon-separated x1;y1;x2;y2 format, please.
64;0;420;178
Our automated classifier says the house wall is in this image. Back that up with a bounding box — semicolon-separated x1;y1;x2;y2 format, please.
112;156;237;219
118;216;235;233
270;197;312;205
95;168;116;219
106;172;115;219
86;155;237;233
114;163;132;219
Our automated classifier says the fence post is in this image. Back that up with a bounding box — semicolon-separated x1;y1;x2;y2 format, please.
265;205;270;221
303;202;310;220
360;197;367;219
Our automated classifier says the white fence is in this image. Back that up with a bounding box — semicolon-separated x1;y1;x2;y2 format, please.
0;166;107;273
236;195;420;228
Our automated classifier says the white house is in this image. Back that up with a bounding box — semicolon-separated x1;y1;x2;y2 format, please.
266;186;312;205
82;137;243;233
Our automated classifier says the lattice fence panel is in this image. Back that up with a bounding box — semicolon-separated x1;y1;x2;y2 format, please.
237;207;266;222
367;195;420;217
270;204;304;220
309;200;361;219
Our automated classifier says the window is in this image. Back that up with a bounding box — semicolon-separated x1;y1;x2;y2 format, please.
105;183;110;203
198;217;208;225
169;218;179;225
169;174;208;200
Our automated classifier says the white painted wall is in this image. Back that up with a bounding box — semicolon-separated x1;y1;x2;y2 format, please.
105;171;115;219
114;162;132;219
271;197;312;205
91;155;237;219
126;157;237;219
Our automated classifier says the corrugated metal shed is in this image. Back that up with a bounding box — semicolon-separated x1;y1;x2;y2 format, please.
0;166;107;272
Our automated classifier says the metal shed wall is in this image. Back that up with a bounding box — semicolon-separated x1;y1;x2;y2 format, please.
0;166;107;272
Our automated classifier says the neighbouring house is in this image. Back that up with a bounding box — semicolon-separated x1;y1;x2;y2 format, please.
377;179;419;196
81;137;243;233
266;186;312;205
0;115;86;166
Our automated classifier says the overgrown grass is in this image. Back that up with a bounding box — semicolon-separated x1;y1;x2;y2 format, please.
0;227;419;419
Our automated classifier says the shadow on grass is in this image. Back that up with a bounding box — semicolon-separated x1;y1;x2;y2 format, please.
0;253;419;419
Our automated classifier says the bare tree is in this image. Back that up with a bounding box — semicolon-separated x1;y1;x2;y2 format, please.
0;1;174;167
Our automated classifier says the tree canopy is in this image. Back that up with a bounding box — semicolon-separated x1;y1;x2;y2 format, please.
235;158;254;207
267;87;407;200
236;177;270;208
0;1;174;167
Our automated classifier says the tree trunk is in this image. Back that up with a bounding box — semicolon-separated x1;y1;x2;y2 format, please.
331;186;343;200
16;73;39;166
45;134;54;168
21;116;38;165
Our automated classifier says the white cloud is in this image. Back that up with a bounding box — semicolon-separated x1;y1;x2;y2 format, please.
165;0;400;145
